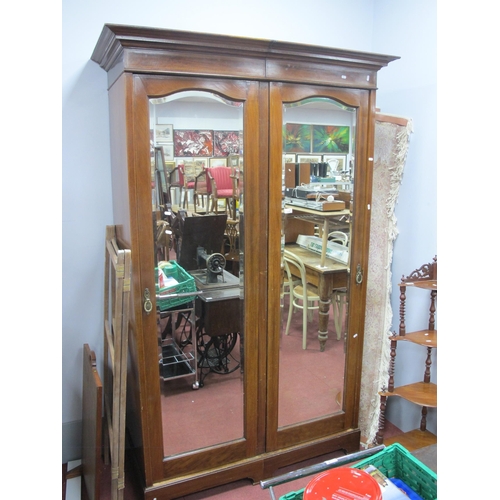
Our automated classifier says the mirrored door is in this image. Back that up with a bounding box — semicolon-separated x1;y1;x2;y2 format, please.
279;97;355;428
267;83;370;452
150;90;246;458
134;76;264;478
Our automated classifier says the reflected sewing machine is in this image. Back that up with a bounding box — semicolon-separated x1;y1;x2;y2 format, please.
190;246;240;289
187;237;242;387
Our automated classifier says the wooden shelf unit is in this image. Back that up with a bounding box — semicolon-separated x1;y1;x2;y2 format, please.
376;257;437;448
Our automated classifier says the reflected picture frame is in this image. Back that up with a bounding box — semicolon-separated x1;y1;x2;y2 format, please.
297;154;321;163
164;161;175;173
161;144;174;161
214;130;241;157
209;157;227;168
155;124;173;144
312;124;350;154
227;154;239;167
174;129;214;157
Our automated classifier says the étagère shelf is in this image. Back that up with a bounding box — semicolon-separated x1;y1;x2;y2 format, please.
376;256;437;451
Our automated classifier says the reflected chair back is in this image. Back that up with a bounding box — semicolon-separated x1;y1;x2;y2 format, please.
207;166;238;218
327;231;348;246
283;249;320;349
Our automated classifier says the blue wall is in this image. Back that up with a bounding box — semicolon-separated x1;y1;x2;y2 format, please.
372;0;437;434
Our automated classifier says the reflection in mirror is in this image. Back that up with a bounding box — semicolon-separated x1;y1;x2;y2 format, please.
279;98;355;428
150;91;244;457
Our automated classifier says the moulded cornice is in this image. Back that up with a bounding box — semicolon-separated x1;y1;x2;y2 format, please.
91;24;399;76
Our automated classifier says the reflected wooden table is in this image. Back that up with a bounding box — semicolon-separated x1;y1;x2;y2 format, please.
285;244;348;351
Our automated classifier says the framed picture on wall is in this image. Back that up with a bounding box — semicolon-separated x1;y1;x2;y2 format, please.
164;161;175;173
174;130;214;157
283;154;296;164
175;157;193;168
283;123;312;153
161;144;174;161
183;159;207;181
155;124;173;144
297;154;321;163
214;131;241;156
312;125;350;153
209;158;227;168
227;154;240;167
192;158;209;169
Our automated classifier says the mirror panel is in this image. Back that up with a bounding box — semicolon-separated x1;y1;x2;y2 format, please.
150;91;244;457
279;97;355;428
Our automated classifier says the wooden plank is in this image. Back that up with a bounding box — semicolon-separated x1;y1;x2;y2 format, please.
381;382;437;408
81;344;103;500
393;330;437;348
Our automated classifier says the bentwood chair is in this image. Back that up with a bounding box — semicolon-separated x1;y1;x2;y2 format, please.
328;231;349;246
283;249;320;350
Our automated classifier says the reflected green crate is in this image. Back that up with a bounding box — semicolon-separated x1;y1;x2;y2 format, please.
155;261;197;311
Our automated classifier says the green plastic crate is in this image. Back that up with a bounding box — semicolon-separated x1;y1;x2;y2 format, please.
354;443;437;500
155;261;197;311
278;443;437;500
279;490;305;500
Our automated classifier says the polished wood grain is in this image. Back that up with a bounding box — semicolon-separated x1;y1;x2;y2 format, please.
92;25;399;499
392;330;437;348
81;344;103;500
380;382;437;407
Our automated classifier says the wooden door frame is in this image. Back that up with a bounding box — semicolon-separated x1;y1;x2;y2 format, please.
128;75;264;484
266;82;374;452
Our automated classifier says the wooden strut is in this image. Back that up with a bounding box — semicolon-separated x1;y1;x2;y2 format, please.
102;226;132;500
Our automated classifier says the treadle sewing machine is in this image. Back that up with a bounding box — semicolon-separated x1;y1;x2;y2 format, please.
190;244;242;386
190;246;240;288
169;215;242;387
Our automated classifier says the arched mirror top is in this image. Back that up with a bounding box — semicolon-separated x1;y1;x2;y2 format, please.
150;90;244;107
284;96;356;112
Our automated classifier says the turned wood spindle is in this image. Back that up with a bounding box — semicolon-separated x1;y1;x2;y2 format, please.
420;405;428;431
429;289;436;331
424;346;433;383
376;395;387;445
399;284;406;336
388;336;397;392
